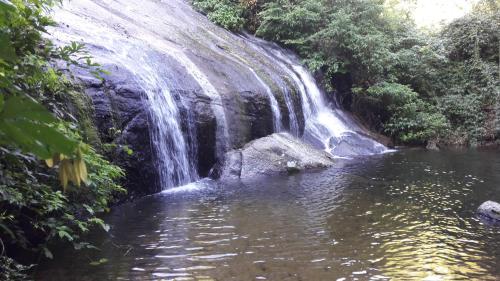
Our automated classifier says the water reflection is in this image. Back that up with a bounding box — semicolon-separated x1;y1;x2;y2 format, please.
37;150;500;280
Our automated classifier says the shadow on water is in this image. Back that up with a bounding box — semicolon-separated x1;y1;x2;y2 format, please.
37;149;500;280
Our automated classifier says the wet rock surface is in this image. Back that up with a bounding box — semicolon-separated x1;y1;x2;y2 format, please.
477;201;500;221
75;66;160;196
328;131;388;158
74;62;276;194
216;133;335;182
52;0;385;194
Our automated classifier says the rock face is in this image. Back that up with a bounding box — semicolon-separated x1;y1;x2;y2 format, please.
50;0;305;193
50;0;386;194
328;131;388;157
73;62;276;195
215;133;335;182
74;67;160;196
477;201;500;221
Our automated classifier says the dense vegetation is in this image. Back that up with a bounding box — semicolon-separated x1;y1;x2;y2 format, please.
193;0;499;146
0;0;125;279
0;0;498;279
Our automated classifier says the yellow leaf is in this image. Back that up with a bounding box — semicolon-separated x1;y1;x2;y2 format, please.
45;158;54;168
67;160;79;187
78;159;88;184
59;160;69;191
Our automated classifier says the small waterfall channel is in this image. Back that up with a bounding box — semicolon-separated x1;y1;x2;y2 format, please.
118;46;198;188
51;0;388;190
243;37;388;157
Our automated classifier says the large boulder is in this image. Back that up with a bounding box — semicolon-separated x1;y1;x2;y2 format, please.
214;133;335;182
477;201;500;221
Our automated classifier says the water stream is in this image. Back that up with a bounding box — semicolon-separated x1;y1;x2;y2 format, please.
37;150;500;280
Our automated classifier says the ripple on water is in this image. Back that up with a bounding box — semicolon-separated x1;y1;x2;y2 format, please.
37;150;500;280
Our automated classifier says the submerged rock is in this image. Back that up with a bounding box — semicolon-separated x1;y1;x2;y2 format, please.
477;201;500;221
215;133;335;182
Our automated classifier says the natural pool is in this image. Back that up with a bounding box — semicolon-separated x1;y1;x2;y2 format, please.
37;149;500;280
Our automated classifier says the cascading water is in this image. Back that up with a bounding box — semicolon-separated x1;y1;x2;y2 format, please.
277;79;300;136
49;0;226;189
246;68;283;132
241;36;388;157
169;51;230;159
195;30;285;134
51;0;389;192
293;64;388;157
117;46;198;188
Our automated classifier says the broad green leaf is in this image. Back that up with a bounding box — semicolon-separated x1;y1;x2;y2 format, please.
0;31;16;62
0;118;79;159
0;93;4;110
58;230;73;241
1;95;57;123
0;0;15;25
0;119;52;158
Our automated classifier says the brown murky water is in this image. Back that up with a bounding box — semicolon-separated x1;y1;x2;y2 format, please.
38;150;500;280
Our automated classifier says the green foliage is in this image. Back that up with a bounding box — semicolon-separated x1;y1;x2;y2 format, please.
256;0;323;47
0;0;81;160
0;256;31;281
442;8;499;63
192;0;245;31
196;0;500;146
359;82;449;143
0;96;78;159
0;142;124;260
0;0;126;278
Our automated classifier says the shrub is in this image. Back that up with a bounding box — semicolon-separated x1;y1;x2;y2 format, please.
192;0;245;31
362;82;449;143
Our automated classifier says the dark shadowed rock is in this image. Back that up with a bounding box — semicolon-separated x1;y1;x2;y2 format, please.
75;66;160;196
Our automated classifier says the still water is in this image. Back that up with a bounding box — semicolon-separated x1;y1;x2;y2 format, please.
38;150;500;280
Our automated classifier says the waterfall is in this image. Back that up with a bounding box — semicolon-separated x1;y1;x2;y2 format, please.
242;36;388;157
197;30;284;134
168;51;230;160
117;47;197;188
246;68;283;132
51;0;390;192
49;0;208;189
276;79;300;136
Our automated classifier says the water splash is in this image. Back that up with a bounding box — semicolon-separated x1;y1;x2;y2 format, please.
117;46;197;188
